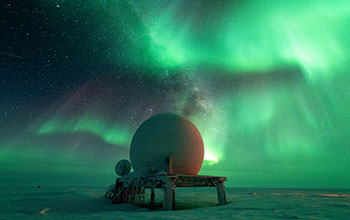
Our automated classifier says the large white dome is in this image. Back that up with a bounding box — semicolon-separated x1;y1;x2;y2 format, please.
130;113;204;175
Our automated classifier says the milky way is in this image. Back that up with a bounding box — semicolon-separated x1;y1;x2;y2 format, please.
1;0;350;188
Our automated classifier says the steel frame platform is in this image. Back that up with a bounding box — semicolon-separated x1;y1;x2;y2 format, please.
107;173;227;211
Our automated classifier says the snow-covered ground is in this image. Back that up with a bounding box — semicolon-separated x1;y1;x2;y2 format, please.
0;186;349;219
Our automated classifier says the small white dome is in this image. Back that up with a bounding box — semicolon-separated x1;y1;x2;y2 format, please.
130;113;204;175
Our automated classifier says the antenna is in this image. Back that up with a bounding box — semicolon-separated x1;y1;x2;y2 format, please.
115;159;131;176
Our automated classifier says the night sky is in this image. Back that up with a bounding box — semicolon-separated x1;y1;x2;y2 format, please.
1;0;350;188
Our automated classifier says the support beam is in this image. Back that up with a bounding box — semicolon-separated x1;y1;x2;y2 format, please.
150;187;155;208
163;178;175;211
216;181;226;205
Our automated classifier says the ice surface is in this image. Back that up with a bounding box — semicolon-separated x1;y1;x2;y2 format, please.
0;187;349;220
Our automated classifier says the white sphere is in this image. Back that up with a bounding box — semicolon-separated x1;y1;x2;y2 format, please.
130;113;204;175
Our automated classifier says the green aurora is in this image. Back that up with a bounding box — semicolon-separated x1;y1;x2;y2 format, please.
1;0;350;188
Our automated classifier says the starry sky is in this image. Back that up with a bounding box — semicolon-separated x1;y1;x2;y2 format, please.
1;0;350;188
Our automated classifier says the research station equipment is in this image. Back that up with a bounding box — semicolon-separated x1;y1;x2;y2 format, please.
105;113;227;210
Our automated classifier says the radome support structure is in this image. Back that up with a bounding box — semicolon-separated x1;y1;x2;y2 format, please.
105;171;227;210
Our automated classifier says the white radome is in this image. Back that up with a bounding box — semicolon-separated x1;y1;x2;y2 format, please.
130;113;204;175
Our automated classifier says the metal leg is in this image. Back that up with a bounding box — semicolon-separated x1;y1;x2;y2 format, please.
150;187;155;208
163;178;175;211
172;187;175;210
216;181;226;205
